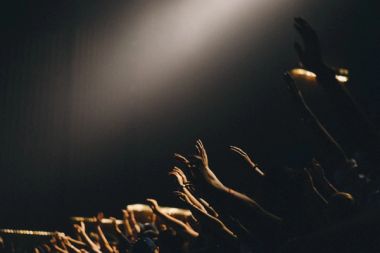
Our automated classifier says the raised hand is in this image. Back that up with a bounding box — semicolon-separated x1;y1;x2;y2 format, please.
146;198;159;211
229;146;265;176
170;166;209;213
73;222;85;234
62;236;84;253
169;167;187;187
126;208;141;235
174;153;192;168
122;209;129;219
95;212;115;253
193;139;225;191
95;212;104;226
294;17;326;73
110;217;122;234
120;209;134;238
74;222;101;253
175;191;237;240
147;197;199;238
195;140;209;169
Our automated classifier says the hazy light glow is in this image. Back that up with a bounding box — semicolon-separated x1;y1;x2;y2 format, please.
101;0;268;96
71;0;292;145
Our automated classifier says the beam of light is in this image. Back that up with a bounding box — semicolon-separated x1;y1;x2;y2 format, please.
70;0;294;146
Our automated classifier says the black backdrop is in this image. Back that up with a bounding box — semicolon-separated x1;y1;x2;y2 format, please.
0;0;379;230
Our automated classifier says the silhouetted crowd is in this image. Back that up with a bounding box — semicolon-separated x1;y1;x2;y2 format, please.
1;18;380;253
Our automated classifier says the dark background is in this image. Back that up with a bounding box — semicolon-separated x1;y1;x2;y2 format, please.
0;0;379;230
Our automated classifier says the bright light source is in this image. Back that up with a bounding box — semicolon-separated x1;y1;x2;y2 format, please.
290;68;317;80
290;68;349;84
335;75;349;83
335;68;349;83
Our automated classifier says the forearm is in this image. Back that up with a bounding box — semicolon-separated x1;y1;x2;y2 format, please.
128;213;141;235
79;231;101;253
123;219;134;238
219;186;282;223
294;82;350;164
53;245;68;253
154;209;199;238
96;225;113;253
67;237;86;247
66;243;82;253
199;198;219;217
182;186;208;213
185;200;236;241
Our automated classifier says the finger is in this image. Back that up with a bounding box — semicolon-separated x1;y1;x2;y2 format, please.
231;146;247;155
229;146;247;157
196;139;203;147
174;153;190;164
174;167;186;178
173;166;182;173
229;146;241;153
178;171;188;181
174;191;188;202
195;144;201;155
197;140;205;153
193;155;202;161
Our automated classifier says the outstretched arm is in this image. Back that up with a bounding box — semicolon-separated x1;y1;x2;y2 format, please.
198;198;219;218
95;213;114;253
169;166;208;213
293;17;380;158
110;217;132;252
146;198;199;238
74;222;101;253
284;72;352;167
192;140;282;223
62;236;86;253
121;209;134;239
307;159;339;198
229;146;265;176
126;209;141;236
175;191;237;241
